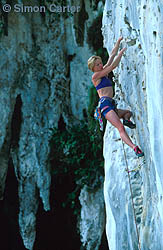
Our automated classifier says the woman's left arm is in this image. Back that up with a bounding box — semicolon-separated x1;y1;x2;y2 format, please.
103;36;123;68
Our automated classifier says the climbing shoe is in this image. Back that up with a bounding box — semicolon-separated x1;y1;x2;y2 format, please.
123;119;136;129
134;146;144;157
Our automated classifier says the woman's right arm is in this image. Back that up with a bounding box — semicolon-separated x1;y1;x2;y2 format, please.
103;36;123;68
93;48;126;81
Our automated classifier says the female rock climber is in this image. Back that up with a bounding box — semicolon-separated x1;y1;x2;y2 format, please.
88;36;144;157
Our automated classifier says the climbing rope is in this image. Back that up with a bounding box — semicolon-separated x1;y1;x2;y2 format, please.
125;158;145;173
121;141;141;250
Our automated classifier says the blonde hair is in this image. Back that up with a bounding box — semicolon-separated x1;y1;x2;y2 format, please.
87;55;102;72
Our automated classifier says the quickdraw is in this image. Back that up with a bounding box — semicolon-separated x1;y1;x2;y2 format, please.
125;158;145;173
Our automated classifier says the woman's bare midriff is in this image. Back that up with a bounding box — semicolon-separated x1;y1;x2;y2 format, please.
97;86;113;99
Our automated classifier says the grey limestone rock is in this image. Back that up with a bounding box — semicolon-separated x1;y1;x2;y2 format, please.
102;0;163;249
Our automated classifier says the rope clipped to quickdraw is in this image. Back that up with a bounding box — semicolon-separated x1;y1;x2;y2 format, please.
121;141;141;250
125;158;145;173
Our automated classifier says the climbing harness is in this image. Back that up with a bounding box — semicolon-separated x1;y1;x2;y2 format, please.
94;97;119;131
122;141;144;250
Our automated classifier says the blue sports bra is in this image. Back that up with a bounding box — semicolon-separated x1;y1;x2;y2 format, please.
95;76;112;90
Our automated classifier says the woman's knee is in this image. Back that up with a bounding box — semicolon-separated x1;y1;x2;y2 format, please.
128;110;133;117
124;110;132;120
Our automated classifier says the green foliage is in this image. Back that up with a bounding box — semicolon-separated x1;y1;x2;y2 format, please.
49;121;104;215
49;86;105;214
50;122;104;187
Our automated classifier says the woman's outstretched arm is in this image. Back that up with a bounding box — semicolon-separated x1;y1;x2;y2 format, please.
93;47;126;80
103;36;123;68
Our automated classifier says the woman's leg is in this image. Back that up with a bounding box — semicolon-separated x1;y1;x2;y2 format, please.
117;109;136;129
116;109;132;120
105;110;136;149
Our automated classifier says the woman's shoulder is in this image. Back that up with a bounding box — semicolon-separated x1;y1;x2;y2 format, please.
92;73;105;81
92;74;101;87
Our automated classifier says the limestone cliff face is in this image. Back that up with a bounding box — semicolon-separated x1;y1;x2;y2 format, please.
1;0;162;249
102;0;163;249
0;6;66;249
0;0;106;249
